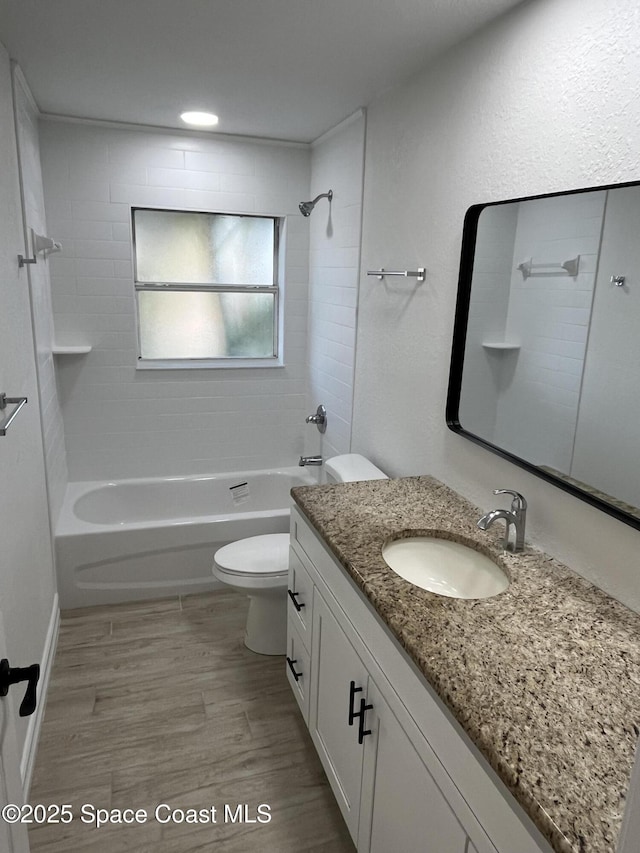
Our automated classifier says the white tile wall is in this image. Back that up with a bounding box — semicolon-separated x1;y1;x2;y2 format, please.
40;121;311;480
305;112;366;461
494;192;606;470
13;70;68;521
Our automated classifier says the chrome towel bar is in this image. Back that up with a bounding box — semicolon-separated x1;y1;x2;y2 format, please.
0;394;28;436
367;267;425;282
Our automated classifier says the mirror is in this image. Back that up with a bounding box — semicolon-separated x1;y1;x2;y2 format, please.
447;180;640;530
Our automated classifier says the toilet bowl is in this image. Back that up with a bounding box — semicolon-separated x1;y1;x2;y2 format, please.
212;454;387;655
212;533;290;655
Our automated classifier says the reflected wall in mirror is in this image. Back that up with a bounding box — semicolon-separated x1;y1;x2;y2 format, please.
447;181;640;530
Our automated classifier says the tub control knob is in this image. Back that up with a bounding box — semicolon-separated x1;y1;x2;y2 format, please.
0;659;40;717
305;404;327;433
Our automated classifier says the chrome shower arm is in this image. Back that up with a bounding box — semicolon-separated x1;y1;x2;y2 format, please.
309;191;332;206
299;189;333;216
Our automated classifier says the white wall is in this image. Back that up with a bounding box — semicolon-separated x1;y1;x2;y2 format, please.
353;0;640;611
306;112;366;459
40;121;311;481
12;69;68;523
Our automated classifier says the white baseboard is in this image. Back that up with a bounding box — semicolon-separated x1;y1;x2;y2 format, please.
21;593;59;797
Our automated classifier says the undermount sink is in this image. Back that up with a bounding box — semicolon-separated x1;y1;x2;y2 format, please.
382;535;509;600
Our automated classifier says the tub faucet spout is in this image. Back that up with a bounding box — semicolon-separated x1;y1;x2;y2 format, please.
299;455;323;467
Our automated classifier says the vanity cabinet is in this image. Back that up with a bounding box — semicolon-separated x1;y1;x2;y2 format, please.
310;587;468;851
288;505;552;853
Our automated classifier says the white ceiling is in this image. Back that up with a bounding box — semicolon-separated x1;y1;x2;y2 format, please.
0;0;524;143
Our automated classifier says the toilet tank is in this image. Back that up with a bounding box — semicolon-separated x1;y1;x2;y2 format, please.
324;454;388;483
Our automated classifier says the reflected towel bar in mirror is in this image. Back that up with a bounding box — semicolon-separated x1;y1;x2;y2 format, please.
367;267;425;282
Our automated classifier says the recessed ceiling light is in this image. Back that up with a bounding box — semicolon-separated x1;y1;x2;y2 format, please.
180;111;219;128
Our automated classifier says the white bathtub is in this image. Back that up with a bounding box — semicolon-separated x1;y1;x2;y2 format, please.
55;467;317;609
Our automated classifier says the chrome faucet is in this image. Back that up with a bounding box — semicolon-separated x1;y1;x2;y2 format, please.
299;455;323;466
477;489;527;552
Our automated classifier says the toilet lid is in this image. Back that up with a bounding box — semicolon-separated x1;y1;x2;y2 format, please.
214;533;290;578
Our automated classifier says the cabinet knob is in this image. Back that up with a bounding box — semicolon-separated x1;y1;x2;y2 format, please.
0;659;40;717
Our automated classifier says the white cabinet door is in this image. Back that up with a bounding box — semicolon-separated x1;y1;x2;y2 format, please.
359;678;468;853
309;589;371;842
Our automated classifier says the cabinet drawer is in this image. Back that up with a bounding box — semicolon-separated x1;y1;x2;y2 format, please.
286;617;311;723
291;506;326;572
287;547;314;648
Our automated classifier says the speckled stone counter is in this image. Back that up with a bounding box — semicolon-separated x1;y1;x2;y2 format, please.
291;475;640;853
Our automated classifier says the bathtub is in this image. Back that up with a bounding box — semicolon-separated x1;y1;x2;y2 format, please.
55;466;317;609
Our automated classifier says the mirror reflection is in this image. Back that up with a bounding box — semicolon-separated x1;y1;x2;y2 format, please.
449;182;640;527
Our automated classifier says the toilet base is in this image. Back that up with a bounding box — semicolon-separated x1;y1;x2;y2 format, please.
244;590;287;655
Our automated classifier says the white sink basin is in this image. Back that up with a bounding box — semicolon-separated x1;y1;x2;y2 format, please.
382;536;509;599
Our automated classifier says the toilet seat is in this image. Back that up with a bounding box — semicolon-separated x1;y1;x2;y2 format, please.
213;533;289;579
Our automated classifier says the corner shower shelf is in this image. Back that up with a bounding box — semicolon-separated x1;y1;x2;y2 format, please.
482;341;520;352
52;344;92;356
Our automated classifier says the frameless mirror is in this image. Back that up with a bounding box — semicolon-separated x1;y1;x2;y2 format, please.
447;180;640;530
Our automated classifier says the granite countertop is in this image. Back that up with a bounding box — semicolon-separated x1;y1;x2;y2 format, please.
291;475;640;853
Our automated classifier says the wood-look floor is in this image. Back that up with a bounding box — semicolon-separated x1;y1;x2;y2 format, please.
28;590;354;853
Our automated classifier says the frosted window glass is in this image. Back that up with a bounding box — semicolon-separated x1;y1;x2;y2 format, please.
134;209;274;285
138;290;275;359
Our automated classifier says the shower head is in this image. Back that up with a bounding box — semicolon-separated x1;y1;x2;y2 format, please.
299;190;333;217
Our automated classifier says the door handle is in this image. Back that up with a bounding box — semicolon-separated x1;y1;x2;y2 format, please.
0;659;40;717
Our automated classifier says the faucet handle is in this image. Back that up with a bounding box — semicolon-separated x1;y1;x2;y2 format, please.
493;489;527;512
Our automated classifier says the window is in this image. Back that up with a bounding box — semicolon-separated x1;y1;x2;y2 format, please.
132;208;281;366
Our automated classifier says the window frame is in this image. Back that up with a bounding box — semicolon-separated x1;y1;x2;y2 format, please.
131;206;283;369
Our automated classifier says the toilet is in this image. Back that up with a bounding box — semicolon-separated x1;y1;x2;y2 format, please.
212;454;388;655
